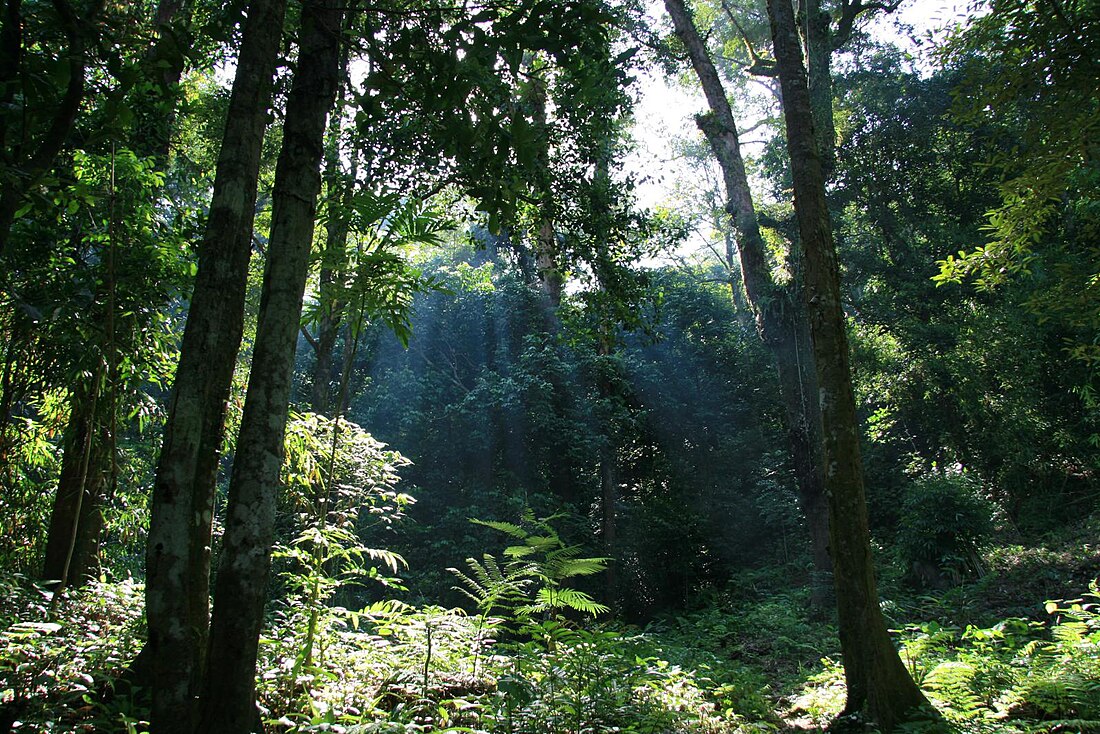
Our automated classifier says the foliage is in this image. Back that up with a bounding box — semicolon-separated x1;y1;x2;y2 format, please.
932;0;1100;423
3;2;1100;733
934;0;1099;291
828;49;1100;534
359;257;792;613
790;586;1100;733
0;575;146;731
649;570;838;686
254;598;777;733
0;412;63;574
1;142;195;574
271;411;415;704
895;472;996;589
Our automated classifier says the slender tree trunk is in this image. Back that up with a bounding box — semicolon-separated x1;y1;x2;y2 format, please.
42;380;107;587
144;0;287;729
765;0;931;728
197;1;343;729
596;330;618;605
663;0;833;604
309;62;353;415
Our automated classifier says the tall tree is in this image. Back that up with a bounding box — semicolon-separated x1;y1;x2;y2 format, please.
663;0;832;604
197;0;345;727
143;0;288;728
765;0;930;728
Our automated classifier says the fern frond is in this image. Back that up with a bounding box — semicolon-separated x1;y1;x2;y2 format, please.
448;566;487;601
471;518;528;539
524;587;609;617
551;557;609;578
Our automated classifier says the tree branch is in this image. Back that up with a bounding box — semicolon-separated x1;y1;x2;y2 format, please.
721;0;777;77
299;326;320;353
831;0;900;51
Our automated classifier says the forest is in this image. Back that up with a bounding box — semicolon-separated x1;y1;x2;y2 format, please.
0;0;1098;731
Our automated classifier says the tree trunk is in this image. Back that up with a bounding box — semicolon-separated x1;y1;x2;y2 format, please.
797;0;835;176
42;381;107;587
765;0;931;728
197;1;343;729
309;62;353;415
663;0;833;604
143;0;287;730
596;330;618;606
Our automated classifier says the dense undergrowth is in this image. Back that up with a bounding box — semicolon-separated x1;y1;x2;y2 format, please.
2;537;1098;734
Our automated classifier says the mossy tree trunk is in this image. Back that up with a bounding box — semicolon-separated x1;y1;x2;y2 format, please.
143;0;288;730
765;0;931;728
197;0;344;728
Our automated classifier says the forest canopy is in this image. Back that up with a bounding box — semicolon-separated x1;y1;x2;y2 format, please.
0;0;1098;732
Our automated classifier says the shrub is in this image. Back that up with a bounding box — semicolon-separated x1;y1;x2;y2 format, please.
896;472;996;588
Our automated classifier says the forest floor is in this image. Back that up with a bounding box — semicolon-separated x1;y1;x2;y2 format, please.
1;516;1098;733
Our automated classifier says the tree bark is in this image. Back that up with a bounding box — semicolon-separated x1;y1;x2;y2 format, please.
143;0;287;730
197;1;344;729
663;0;833;605
765;0;931;728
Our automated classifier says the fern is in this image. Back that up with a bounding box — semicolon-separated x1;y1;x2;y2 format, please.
448;554;531;615
457;511;612;627
923;660;984;721
470;518;527;539
518;587;610;617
